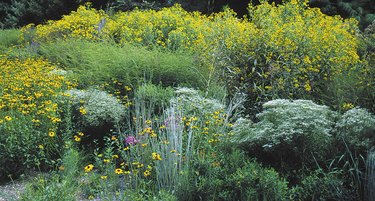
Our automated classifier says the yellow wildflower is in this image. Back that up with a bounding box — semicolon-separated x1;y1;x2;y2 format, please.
84;164;94;173
115;168;123;174
48;131;56;137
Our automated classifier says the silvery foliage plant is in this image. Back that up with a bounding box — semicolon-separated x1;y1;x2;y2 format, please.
171;87;225;115
232;99;337;154
66;88;126;127
335;107;375;149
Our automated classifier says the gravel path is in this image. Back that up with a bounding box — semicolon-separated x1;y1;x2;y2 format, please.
0;180;26;201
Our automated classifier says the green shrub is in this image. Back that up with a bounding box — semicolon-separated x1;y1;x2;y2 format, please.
176;149;289;201
289;170;357;201
231;99;336;172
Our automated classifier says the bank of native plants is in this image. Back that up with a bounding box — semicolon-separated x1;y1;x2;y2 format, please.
0;0;374;200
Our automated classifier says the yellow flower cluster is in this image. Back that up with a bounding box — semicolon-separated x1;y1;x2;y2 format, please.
245;0;360;94
27;5;107;42
0;56;74;131
24;0;360;95
152;152;162;161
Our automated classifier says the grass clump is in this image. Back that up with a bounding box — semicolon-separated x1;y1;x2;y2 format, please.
0;29;21;52
38;39;207;90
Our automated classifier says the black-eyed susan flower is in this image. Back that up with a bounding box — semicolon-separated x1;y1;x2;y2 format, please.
152;152;162;160
5;116;12;121
143;170;151;177
84;164;94;173
115;168;123;174
48;131;55;137
74;135;81;142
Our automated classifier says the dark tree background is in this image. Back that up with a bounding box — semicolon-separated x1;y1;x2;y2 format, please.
0;0;374;30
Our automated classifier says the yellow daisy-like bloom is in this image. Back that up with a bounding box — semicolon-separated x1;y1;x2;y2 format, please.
5;116;12;121
143;170;151;177
103;159;110;163
79;106;87;115
78;132;85;136
48;131;55;137
100;175;108;180
123;146;130;151
38;145;44;149
137;163;144;168
111;136;117;141
59;166;65;171
74;135;81;142
125;86;132;91
84;164;94;173
115;168;123;174
152;152;162;161
112;154;119;159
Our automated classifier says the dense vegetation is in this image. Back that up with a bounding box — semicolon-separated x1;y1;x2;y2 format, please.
0;0;374;200
1;0;374;29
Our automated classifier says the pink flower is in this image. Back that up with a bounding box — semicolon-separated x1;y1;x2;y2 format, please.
125;135;139;145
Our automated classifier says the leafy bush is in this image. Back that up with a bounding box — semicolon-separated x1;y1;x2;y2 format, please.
231;99;336;171
289;169;357;201
176;149;289;201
